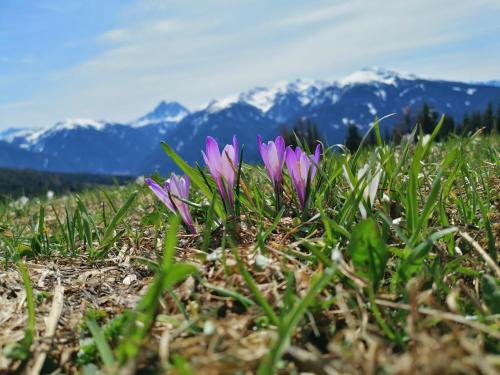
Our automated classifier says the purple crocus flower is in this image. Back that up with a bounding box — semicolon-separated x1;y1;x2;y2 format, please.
257;135;286;189
202;136;239;213
146;174;196;234
285;144;321;209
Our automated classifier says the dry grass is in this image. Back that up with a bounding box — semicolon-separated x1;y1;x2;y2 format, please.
1;134;499;374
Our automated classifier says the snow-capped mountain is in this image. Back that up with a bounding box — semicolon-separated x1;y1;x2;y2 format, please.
1;68;499;175
0;127;34;142
133;101;189;127
2;119;159;174
337;68;417;87
141;101;280;173
482;80;500;88
207;79;328;122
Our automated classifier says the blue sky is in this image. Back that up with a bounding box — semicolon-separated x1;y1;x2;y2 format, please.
1;0;500;129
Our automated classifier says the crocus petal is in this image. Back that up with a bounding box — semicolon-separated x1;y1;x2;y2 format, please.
168;173;182;200
268;143;280;179
146;178;175;213
222;144;236;166
257;134;263;149
310;144;321;180
232;135;239;166
258;136;272;178
285;147;297;179
275;136;286;165
221;151;236;187
285;145;321;209
169;174;196;233
202;150;220;183
313;144;321;165
206;136;221;164
147;174;196;234
257;135;267;165
299;152;310;182
285;147;305;208
181;175;191;198
202;135;239;213
294;146;303;160
259;135;286;187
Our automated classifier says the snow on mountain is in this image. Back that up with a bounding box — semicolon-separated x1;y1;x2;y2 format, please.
16;119;106;153
133;101;189;127
51;118;107;131
0;127;36;142
205;97;240;114
204;68;420;121
141;101;280;173
239;79;327;112
338;67;416;87
481;80;500;87
1;68;499;175
204;78;327;121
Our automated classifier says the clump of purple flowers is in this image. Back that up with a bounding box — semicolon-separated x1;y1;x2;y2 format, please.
285;144;321;209
202;136;239;214
146;174;196;234
257;135;286;208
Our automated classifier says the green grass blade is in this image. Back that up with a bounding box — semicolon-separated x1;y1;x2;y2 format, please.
101;190;138;248
258;266;336;374
85;318;116;370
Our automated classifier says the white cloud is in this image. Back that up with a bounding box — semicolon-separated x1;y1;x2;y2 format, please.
2;0;499;128
150;19;183;33
97;28;130;44
0;100;34;111
271;2;355;28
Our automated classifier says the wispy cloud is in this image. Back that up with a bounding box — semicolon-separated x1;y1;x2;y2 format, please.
271;2;355;28
1;0;499;128
150;19;184;34
0;100;34;111
96;28;130;44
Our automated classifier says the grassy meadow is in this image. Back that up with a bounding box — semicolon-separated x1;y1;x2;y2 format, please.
0;124;499;374
0;168;135;201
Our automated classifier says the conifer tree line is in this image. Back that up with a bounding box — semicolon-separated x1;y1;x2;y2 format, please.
283;102;500;153
345;102;500;151
281;118;323;151
0;168;134;200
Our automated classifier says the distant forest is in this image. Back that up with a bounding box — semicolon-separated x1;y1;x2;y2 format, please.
0;168;134;200
344;102;500;151
281;102;500;153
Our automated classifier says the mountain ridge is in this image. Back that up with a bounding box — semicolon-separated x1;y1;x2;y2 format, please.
1;68;499;175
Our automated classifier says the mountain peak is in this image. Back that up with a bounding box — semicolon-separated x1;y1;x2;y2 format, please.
0;127;34;142
135;101;189;127
205;78;328;114
53;118;106;131
339;67;417;87
153;100;186;113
